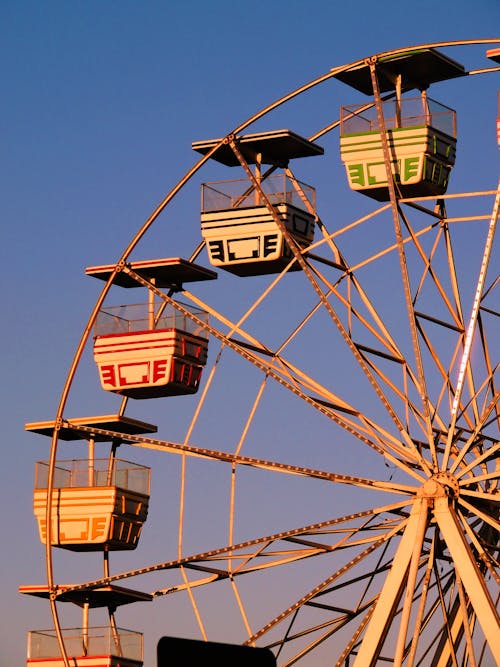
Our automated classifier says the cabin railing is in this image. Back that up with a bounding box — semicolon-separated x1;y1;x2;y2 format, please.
34;459;150;496
340;96;456;138
94;301;208;338
201;173;316;213
27;627;143;661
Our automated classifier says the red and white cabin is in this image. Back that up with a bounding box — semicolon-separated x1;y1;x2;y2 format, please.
85;258;214;398
93;301;209;399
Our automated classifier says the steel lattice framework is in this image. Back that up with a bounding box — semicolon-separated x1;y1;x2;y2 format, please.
23;40;499;667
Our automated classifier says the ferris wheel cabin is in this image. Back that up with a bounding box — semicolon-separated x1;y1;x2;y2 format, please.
335;48;466;201
193;130;323;276
22;585;151;667
32;457;150;551
86;258;215;399
26;415;157;551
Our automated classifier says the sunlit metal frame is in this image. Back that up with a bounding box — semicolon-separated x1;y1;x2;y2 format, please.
28;39;500;666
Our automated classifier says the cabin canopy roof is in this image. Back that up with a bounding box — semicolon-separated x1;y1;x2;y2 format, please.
334;48;466;95
192;129;324;167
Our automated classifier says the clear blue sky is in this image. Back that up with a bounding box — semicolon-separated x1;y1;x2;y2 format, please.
2;1;499;665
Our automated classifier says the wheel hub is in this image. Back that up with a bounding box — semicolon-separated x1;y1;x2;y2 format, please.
421;472;460;499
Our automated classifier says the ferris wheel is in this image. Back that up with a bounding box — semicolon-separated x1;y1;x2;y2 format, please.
21;40;500;667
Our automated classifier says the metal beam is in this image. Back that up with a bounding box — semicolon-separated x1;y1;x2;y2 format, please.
353;498;429;666
433;496;500;665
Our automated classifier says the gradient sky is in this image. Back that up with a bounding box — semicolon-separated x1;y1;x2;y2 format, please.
2;1;499;665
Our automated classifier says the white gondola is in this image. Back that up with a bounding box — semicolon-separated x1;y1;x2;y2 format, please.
200;173;316;275
193;130;323;276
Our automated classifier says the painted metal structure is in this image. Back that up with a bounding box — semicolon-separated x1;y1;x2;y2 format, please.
22;41;499;666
